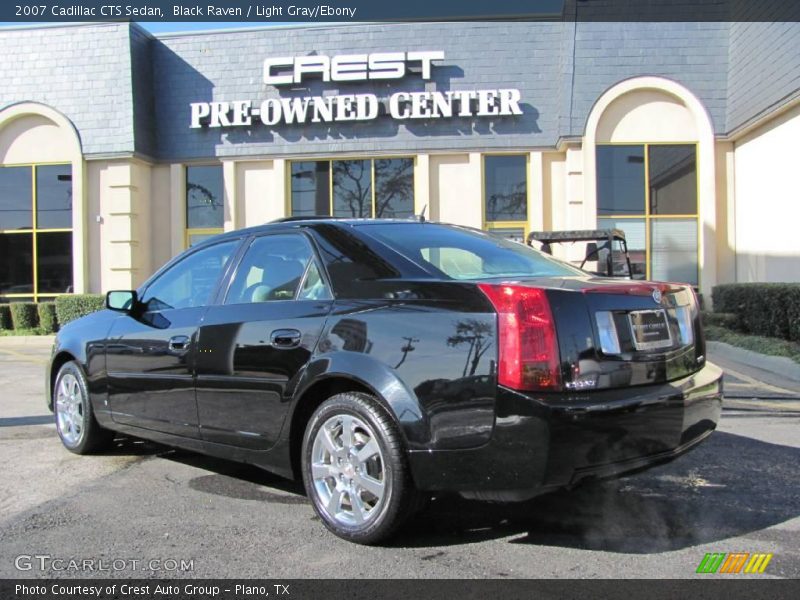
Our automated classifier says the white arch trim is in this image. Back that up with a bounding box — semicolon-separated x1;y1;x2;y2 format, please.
0;102;87;294
582;77;717;298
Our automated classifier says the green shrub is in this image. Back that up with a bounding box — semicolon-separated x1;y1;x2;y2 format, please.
712;283;800;342
10;302;38;330
0;304;10;330
55;294;105;326
701;311;738;330
37;302;58;334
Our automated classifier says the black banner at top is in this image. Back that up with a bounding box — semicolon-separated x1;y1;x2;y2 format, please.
2;0;800;23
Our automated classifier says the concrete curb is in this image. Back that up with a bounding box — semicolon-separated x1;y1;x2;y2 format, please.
0;335;55;346
707;341;800;385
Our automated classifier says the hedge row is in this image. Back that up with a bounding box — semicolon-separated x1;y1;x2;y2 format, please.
54;294;106;326
0;294;105;334
712;283;800;342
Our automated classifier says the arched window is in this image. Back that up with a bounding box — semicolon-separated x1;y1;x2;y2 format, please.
0;104;83;302
584;77;716;289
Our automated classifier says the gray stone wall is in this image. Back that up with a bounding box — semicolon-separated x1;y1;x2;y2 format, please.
1;19;797;160
0;23;135;156
727;20;800;132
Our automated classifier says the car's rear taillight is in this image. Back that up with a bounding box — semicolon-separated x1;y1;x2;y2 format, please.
478;283;561;392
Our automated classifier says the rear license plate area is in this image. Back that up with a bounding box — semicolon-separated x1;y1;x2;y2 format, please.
628;309;672;350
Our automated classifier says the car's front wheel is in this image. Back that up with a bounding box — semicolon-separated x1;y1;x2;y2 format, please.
301;392;422;544
54;361;113;454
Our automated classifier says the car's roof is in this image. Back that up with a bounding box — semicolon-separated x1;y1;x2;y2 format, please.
201;217;432;245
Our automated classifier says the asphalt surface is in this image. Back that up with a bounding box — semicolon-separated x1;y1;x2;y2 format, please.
0;339;798;579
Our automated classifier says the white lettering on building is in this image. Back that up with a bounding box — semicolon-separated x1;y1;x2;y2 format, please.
189;51;524;129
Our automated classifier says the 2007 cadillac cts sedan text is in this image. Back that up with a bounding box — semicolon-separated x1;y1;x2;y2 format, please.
46;219;723;543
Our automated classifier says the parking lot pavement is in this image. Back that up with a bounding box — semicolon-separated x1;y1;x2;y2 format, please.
1;342;798;579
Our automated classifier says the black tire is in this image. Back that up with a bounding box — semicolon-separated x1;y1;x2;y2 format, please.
53;361;114;454
301;391;422;544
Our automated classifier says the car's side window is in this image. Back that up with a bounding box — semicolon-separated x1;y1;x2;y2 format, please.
140;240;238;312
225;234;331;304
298;260;334;301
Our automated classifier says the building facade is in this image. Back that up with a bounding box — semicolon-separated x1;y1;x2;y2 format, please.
1;18;799;304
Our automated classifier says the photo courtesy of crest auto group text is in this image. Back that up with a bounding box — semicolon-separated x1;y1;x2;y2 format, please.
0;0;799;597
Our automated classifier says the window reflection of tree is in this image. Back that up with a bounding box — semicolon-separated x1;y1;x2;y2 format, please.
447;319;493;377
487;181;526;221
187;182;222;225
375;159;413;218
333;161;371;218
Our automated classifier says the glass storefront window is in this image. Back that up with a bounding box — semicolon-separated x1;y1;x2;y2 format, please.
0;232;34;296
648;145;697;215
598;217;647;280
186;165;224;229
484;155;527;222
596;144;698;285
0;164;73;302
289;158;415;219
36;165;72;229
37;232;73;293
333;160;372;218
650;219;698;284
597;146;646;216
185;165;224;248
374;158;414;218
484;155;528;244
0;166;33;230
290;161;331;217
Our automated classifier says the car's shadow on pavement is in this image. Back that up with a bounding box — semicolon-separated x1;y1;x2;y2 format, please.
104;428;800;554
393;430;800;553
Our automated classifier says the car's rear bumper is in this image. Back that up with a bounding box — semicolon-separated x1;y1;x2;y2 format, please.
407;362;723;500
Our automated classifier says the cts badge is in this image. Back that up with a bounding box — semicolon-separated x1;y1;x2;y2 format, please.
652;289;662;304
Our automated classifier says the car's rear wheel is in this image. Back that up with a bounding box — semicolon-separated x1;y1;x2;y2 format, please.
54;361;113;454
301;391;422;544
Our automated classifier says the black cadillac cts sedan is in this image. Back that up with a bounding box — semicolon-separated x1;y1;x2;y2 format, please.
46;219;723;543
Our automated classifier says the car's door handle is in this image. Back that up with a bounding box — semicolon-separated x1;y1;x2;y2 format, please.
168;335;190;353
270;329;302;349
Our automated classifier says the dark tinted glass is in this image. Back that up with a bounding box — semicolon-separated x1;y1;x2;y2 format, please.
313;224;400;295
291;161;331;216
141;240;237;311
362;223;582;280
36;232;73;293
484;155;527;222
186;165;224;228
597;146;645;216
36;165;72;229
225;234;313;305
0;167;33;230
648;145;697;215
375;158;414;218
0;233;33;295
333;160;371;218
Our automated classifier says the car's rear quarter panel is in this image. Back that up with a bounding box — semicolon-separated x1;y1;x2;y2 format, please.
309;284;498;451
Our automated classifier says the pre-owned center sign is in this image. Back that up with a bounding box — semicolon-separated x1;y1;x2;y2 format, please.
189;51;523;128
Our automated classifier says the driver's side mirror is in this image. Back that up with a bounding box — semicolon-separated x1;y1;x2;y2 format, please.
585;242;598;259
106;290;138;313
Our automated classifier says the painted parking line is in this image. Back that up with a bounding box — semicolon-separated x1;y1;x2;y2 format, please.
721;365;799;398
0;347;48;365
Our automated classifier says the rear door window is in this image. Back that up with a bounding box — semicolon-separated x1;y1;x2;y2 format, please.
225;234;331;304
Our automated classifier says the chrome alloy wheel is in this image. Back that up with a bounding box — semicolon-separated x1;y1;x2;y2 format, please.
56;373;84;446
311;414;387;527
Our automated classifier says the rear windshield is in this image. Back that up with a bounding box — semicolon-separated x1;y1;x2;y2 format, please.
358;223;583;280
